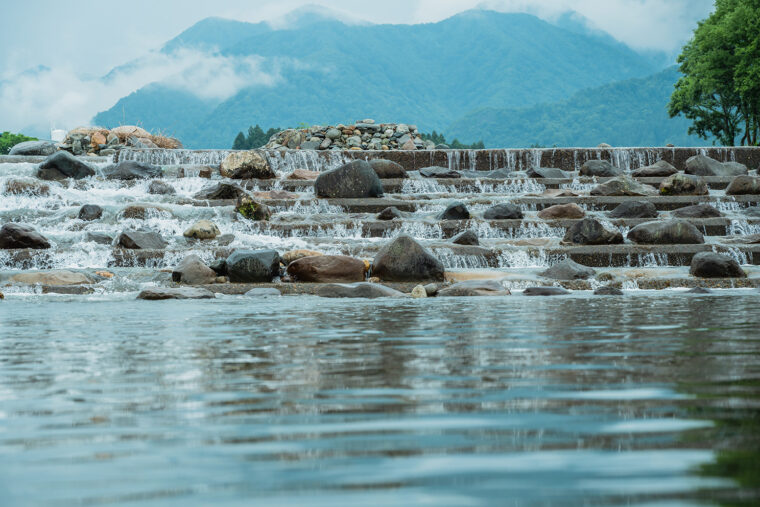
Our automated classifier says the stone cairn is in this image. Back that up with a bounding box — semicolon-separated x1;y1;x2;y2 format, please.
264;120;442;151
60;126;182;157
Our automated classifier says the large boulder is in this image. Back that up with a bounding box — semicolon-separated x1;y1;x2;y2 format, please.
183;220;220;240
607;201;658;219
437;280;511;297
537;203;585;220
9;140;57;156
627;220;705;244
419;166;461;178
450;230;479;246
439;202;470;220
631;160;678;177
659;173;709;195
0;223;51;249
10;270;94;286
137;287;215;300
36;151;94;180
579;160;621;177
314;160;384;198
484;203;523;220
117;230;168;249
287;255;366;282
369;159;407;179
316;282;406;298
539;258;596;280
672;204;722;218
685;155;747;177
371;234;445;282
590;176;657;196
194;182;248;200
528;167;567;179
726;175;760;195
221;151;276;179
78;204;103;221
562;218;623;245
103;161;162;180
172;255;218;284
235;196;271;221
690;252;746;278
226;249;280;283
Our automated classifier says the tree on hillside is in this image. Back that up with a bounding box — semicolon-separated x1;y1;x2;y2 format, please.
232;125;282;149
669;0;759;146
0;132;38;155
421;130;485;149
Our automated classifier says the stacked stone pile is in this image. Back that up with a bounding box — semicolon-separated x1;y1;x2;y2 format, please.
55;126;182;157
264;120;440;151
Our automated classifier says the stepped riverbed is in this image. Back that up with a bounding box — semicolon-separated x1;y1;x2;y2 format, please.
2;144;760;505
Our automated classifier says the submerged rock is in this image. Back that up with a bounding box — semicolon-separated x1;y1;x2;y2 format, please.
627;220;704;244
36;151;94;180
220;151;276;179
226;249;280;283
103;161;162;180
314;160;384;198
523;286;571;296
0;223;51;249
590;176;657;196
631;160;678;177
245;288;282;297
659;173;708;195
579;160;621;177
562;218;623;245
687;287;713;294
78;204;103;221
437;280;511;297
685;155;747;177
119;205;170;220
369;159;407;178
594;285;624;296
377;207;402;220
316;282;405;298
137;287;216;300
450;230;479;246
483;203;523;220
539;258;596;280
537;203;585;220
671;204;722;218
689;252;746;278
371;234;445;282
117;230;168;250
439;201;470;220
607;201;658;219
172;255;218;284
183;220;220;240
85;232;113;245
286;255;366;282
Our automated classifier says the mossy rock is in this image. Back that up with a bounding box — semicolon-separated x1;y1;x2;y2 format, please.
235;197;271;221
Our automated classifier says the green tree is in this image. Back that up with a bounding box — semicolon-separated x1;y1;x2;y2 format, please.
231;125;282;149
669;0;760;146
232;132;247;150
421;131;485;149
0;132;38;155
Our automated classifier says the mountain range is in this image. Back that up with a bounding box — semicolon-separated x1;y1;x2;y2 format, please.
93;9;708;148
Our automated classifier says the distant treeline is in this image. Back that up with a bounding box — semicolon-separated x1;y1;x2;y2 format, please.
232;125;282;150
421;131;485;149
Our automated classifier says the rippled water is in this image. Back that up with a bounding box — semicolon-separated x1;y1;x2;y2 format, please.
1;292;759;506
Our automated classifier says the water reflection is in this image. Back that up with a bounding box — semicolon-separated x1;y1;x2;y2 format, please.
0;293;758;505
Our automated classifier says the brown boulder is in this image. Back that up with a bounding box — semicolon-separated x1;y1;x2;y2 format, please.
287;169;320;180
287;255;367;282
537;203;585;220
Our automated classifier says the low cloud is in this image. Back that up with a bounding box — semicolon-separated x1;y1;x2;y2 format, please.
0;49;282;137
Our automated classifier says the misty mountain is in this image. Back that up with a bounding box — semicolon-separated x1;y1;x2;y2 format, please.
94;10;659;148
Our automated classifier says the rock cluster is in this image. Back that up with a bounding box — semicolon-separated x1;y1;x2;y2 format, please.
58;125;182;157
264;120;437;151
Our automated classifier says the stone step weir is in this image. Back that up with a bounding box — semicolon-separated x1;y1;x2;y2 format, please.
2;146;760;297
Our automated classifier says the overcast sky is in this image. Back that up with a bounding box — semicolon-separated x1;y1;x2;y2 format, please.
0;0;714;135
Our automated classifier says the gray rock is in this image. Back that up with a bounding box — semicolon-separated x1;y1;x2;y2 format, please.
172;254;218;285
419;166;461;178
372;234;445;282
316;282;405;298
148;180;176;195
0;223;51;249
687;287;713;294
689;252;746;278
245;288;282;297
85;232;112;245
326;128;342;140
9;140;57;156
562;218;624;245
523;286;571;296
594;285;624;296
103;161;162;180
369;159;407;178
194;182;248;200
672;204;722;218
527;167;567;179
226;249;280;283
631;160;678;177
208;259;227;276
36;151;95;180
685;155;747;177
377;207;402;220
608;201;658;219
137;287;216;300
726;175;760;195
659;173;709;195
78;204;103;221
483;203;523;220
117;230;168;250
437;280;510;297
314;160;384;198
590;176;657;196
300;140;321;150
579;160;621;177
539;258;596;280
450;230;479;246
439;202;470;220
627;220;705;244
